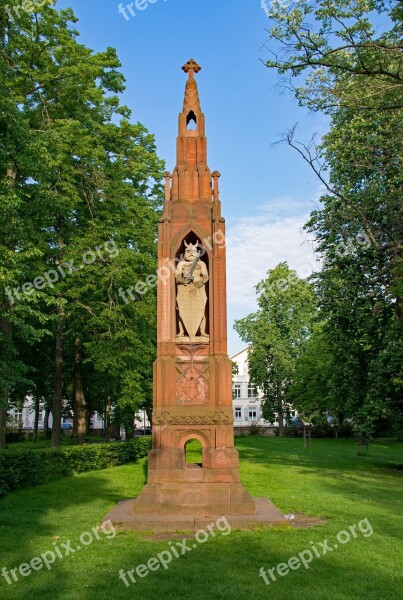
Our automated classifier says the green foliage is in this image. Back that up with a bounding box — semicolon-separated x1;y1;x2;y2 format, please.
0;1;164;446
263;0;402;113
0;437;151;495
263;0;403;437
5;431;25;444
289;321;375;427
248;423;261;436
235;263;317;433
278;423;354;438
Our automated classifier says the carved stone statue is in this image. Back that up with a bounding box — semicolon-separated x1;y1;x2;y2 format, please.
175;242;209;341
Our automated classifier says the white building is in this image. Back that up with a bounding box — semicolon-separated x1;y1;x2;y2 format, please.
8;398;150;434
230;346;297;432
230;346;265;428
8;401;48;430
8;400;100;431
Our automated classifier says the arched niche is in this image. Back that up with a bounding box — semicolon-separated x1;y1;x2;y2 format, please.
174;232;210;339
184;439;203;466
179;430;210;468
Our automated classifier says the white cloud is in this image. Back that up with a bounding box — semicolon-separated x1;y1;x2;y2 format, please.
226;198;321;312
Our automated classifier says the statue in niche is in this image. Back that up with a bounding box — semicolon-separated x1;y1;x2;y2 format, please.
175;241;209;341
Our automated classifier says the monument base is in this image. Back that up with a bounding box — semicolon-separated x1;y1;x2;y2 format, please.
103;497;288;532
128;481;256;516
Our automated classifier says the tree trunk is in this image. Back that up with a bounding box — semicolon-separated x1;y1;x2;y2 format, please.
1;166;16;448
44;408;51;431
33;394;40;442
145;406;152;432
126;419;134;440
0;404;7;449
277;384;284;437
51;303;64;447
110;421;121;440
104;396;112;440
74;337;86;444
72;394;78;437
0;318;12;449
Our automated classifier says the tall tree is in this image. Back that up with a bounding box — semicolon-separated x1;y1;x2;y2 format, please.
263;0;403;437
263;0;402;112
235;263;317;436
0;2;163;445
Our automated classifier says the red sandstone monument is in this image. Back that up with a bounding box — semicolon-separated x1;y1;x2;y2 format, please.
105;60;286;530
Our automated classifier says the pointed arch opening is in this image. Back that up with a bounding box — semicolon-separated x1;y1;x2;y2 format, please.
186;110;197;131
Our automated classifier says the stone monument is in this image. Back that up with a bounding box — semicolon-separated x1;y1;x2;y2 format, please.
104;60;286;530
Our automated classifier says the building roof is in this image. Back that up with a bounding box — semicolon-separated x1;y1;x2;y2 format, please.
229;346;251;361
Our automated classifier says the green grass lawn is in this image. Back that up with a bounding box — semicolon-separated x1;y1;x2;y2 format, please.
0;437;402;600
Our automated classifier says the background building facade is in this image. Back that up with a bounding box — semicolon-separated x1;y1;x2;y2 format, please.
230;346;264;429
230;346;297;433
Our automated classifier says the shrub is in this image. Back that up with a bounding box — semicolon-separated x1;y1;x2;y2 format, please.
310;423;335;438
248;423;261;436
0;437;152;496
335;423;354;438
276;423;353;438
5;431;25;444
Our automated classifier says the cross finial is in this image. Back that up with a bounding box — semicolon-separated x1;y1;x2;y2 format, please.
182;59;201;79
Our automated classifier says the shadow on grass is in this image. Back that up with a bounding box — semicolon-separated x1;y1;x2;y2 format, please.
0;460;149;580
235;437;402;541
3;514;400;600
1;439;402;600
235;436;402;469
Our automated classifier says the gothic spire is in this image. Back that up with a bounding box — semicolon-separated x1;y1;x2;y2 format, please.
182;58;202;113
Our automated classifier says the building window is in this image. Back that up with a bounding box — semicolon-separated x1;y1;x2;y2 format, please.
291;411;296;417
235;407;242;421
233;384;241;399
247;384;257;398
14;410;23;425
248;409;257;421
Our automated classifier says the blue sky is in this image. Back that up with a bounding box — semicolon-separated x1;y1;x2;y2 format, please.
57;0;326;353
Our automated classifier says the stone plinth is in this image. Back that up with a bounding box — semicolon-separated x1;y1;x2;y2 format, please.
104;498;287;532
131;481;256;516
